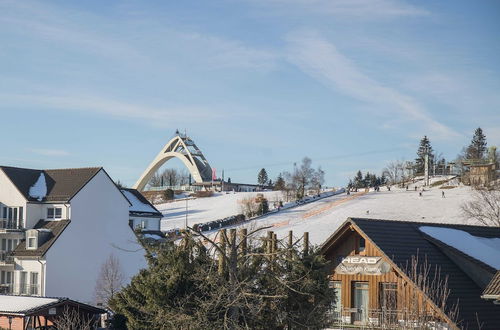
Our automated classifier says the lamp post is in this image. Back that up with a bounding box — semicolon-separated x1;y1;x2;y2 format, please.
185;197;188;230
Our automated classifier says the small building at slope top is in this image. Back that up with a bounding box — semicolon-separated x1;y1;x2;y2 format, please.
0;166;147;304
320;217;500;330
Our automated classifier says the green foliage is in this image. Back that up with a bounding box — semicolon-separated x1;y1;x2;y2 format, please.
163;189;174;201
415;135;434;174
258;168;269;186
110;233;335;330
466;127;487;160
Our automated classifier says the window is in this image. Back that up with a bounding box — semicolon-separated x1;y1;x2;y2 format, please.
1;239;5;251
20;271;28;294
27;237;37;249
355;236;366;254
352;282;369;324
47;207;62;219
30;272;39;295
379;283;397;324
2;207;6;219
141;219;148;229
329;281;342;320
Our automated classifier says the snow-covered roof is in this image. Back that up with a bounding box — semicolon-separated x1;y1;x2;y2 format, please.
121;189;161;215
0;295;58;313
143;233;164;240
420;226;500;270
28;172;47;201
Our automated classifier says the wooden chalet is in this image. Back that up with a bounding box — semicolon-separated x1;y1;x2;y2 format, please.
321;218;500;330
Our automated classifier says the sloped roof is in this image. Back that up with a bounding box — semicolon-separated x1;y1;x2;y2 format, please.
12;220;70;257
0;166;102;202
322;218;500;330
0;295;104;315
121;188;162;217
483;271;500;299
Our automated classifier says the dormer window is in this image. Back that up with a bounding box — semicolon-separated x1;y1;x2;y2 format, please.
27;237;37;249
47;207;62;220
26;230;38;250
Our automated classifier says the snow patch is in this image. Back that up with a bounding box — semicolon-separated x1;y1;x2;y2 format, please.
419;226;500;269
29;172;47;201
0;295;59;312
122;190;158;213
143;233;163;240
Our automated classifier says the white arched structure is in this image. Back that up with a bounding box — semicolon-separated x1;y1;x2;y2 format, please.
133;133;213;191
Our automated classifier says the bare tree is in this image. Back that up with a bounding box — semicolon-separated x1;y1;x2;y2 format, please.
310;167;325;194
461;185;500;227
54;306;94;330
178;168;190;185
94;254;125;308
163;168;179;186
383;160;405;186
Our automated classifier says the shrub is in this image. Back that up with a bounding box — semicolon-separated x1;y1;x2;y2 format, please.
163;189;174;201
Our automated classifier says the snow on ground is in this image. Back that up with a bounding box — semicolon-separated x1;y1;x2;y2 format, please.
218;184;474;246
158;191;283;231
420;226;500;269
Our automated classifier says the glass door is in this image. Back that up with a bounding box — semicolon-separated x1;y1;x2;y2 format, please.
352;282;369;324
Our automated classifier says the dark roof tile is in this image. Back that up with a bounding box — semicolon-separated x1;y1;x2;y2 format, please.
12;220;70;257
0;166;101;202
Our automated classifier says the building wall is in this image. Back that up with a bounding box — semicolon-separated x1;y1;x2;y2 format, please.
13;258;44;296
0;315;24;330
130;216;161;231
324;229;445;324
44;169;146;303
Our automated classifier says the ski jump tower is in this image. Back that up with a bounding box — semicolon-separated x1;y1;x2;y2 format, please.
133;131;213;191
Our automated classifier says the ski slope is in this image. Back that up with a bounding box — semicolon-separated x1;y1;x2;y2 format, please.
158;191;283;231
234;184;474;246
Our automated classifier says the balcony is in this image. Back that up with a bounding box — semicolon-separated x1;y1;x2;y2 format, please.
0;251;14;265
0;219;24;231
0;283;13;294
16;284;40;296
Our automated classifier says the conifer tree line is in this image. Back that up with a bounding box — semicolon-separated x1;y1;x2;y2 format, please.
109;229;334;329
347;170;387;190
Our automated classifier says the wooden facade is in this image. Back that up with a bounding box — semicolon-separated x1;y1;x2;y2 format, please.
322;223;455;328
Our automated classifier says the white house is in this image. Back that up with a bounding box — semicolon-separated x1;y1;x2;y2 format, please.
0;166;147;304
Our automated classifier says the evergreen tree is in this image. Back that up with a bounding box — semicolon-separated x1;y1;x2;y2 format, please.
466;127;487;160
354;170;363;188
110;232;334;329
363;172;371;188
274;173;286;191
257;168;269;186
415;136;434;174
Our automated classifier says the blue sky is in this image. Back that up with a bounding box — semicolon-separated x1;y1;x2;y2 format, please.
1;0;499;187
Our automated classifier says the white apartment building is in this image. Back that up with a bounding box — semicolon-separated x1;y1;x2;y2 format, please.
0;166;147;303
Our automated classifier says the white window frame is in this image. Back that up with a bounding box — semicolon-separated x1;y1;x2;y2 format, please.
47;207;63;220
27;236;37;250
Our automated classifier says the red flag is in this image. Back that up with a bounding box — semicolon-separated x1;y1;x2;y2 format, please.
212;168;217;181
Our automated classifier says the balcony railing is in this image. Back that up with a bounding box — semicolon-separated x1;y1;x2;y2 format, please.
327;307;453;329
15;284;40;296
0;251;14;264
0;219;23;230
0;283;13;294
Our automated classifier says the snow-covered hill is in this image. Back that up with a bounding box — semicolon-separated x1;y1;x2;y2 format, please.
158;178;476;247
158;191;283;231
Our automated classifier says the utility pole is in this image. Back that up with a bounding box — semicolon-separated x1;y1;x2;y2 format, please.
185;198;188;229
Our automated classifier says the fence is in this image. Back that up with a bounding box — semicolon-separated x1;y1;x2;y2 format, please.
326;307;452;329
